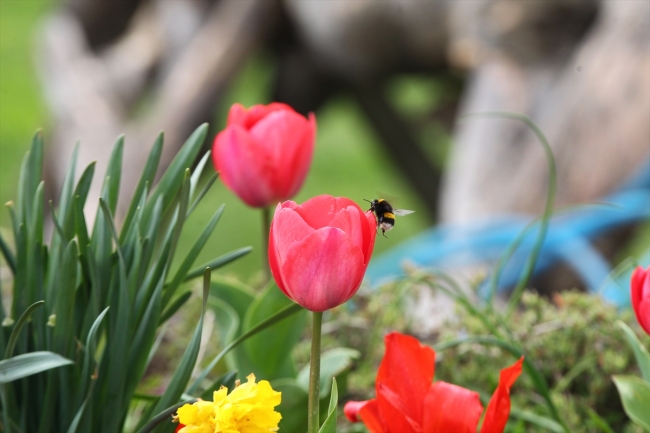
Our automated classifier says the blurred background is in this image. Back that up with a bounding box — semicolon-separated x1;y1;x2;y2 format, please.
1;0;648;296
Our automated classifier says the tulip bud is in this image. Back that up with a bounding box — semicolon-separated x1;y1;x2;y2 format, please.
212;103;316;208
268;195;377;312
631;265;650;335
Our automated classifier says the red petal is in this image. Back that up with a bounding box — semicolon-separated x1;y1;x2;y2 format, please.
376;384;423;433
174;423;185;433
328;205;366;252
423;381;483;433
375;333;435;427
212;126;276;207
280;227;365;311
269;203;289;297
631;266;650;335
480;356;524;433
358;399;389;433
363;210;377;264
344;400;369;422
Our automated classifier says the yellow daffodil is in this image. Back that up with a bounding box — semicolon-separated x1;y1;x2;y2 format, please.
174;373;282;433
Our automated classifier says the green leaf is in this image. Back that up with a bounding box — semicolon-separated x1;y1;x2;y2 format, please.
618;321;650;382
144;123;207;219
4;300;44;359
319;378;338;433
103;135;125;214
149;268;210;424
0;227;16;274
187;302;303;394
241;284;307;379
297;348;360;398
208;276;256;320
136;399;196;433
273;379;308;433
187;172;218;217
159;290;192;325
584;406;616;433
165;204;224;297
120;132;163;243
612;375;650;431
200;371;238;400
189;150;211;198
508;408;565;433
0;351;73;383
184;247;252;283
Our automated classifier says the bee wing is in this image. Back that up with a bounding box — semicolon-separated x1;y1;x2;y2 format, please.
393;209;415;216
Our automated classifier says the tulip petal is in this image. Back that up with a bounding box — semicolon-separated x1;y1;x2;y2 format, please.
281;227;365;311
480;356;524;433
375;333;435;425
376;384;423;433
328;206;366;252
294;195;362;230
249;109;314;199
344;400;369;423
228;102;294;129
272;207;315;266
269;204;289;297
364;210;377;263
631;266;650;335
213;126;276;207
423;382;483;433
357;400;389;433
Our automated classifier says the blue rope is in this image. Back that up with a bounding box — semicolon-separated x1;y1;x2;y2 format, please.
366;162;650;307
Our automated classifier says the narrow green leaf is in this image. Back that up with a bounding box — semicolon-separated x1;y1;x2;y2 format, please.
136;399;196;433
199;371;238;400
184;247;253;282
189;150;211;198
583;406;616;433
149;268;210;421
104;135;125;213
187;172;218;217
52;240;79;357
121;132;163;243
0;230;16;274
17;130;44;226
188;303;303;394
78;307;109;405
612;375;650;431
165;204;224;296
144;123;207;219
508;408;565;433
318;378;338;433
0;351;73;383
618;321;650;382
4;300;44;359
159;290;192;325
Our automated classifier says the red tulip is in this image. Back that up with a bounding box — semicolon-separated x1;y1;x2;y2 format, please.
344;332;524;433
174;423;184;433
268;195;377;312
631;265;650;335
212;102;316;207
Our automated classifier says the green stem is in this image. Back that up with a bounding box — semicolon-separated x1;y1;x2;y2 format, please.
308;311;323;433
261;207;271;280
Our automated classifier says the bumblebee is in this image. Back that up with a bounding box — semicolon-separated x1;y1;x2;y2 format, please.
365;199;414;237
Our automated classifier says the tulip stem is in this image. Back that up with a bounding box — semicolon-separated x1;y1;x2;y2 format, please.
261;206;271;280
308;311;323;433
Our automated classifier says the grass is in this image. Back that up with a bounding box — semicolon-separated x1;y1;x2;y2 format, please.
0;3;439;281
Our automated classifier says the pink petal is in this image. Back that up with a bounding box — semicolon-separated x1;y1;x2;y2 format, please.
212;126;276;207
249;109;313;199
280;227;365;311
269;204;289;297
376;333;435;426
272;207;315;266
363;210;377;263
228;102;294;129
423;382;483;433
280;112;316;198
328;206;366;252
294;195;362;230
480;356;524;433
632;266;650;335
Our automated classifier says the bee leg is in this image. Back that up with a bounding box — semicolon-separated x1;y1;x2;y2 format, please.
382;229;388;238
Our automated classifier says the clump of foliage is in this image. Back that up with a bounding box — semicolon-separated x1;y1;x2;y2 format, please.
0;128;253;433
434;290;647;433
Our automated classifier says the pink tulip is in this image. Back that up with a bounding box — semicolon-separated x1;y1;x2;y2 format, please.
269;195;377;312
631;265;650;335
212;103;316;207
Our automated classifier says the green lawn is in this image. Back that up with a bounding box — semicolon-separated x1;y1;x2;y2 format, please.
0;2;440;281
